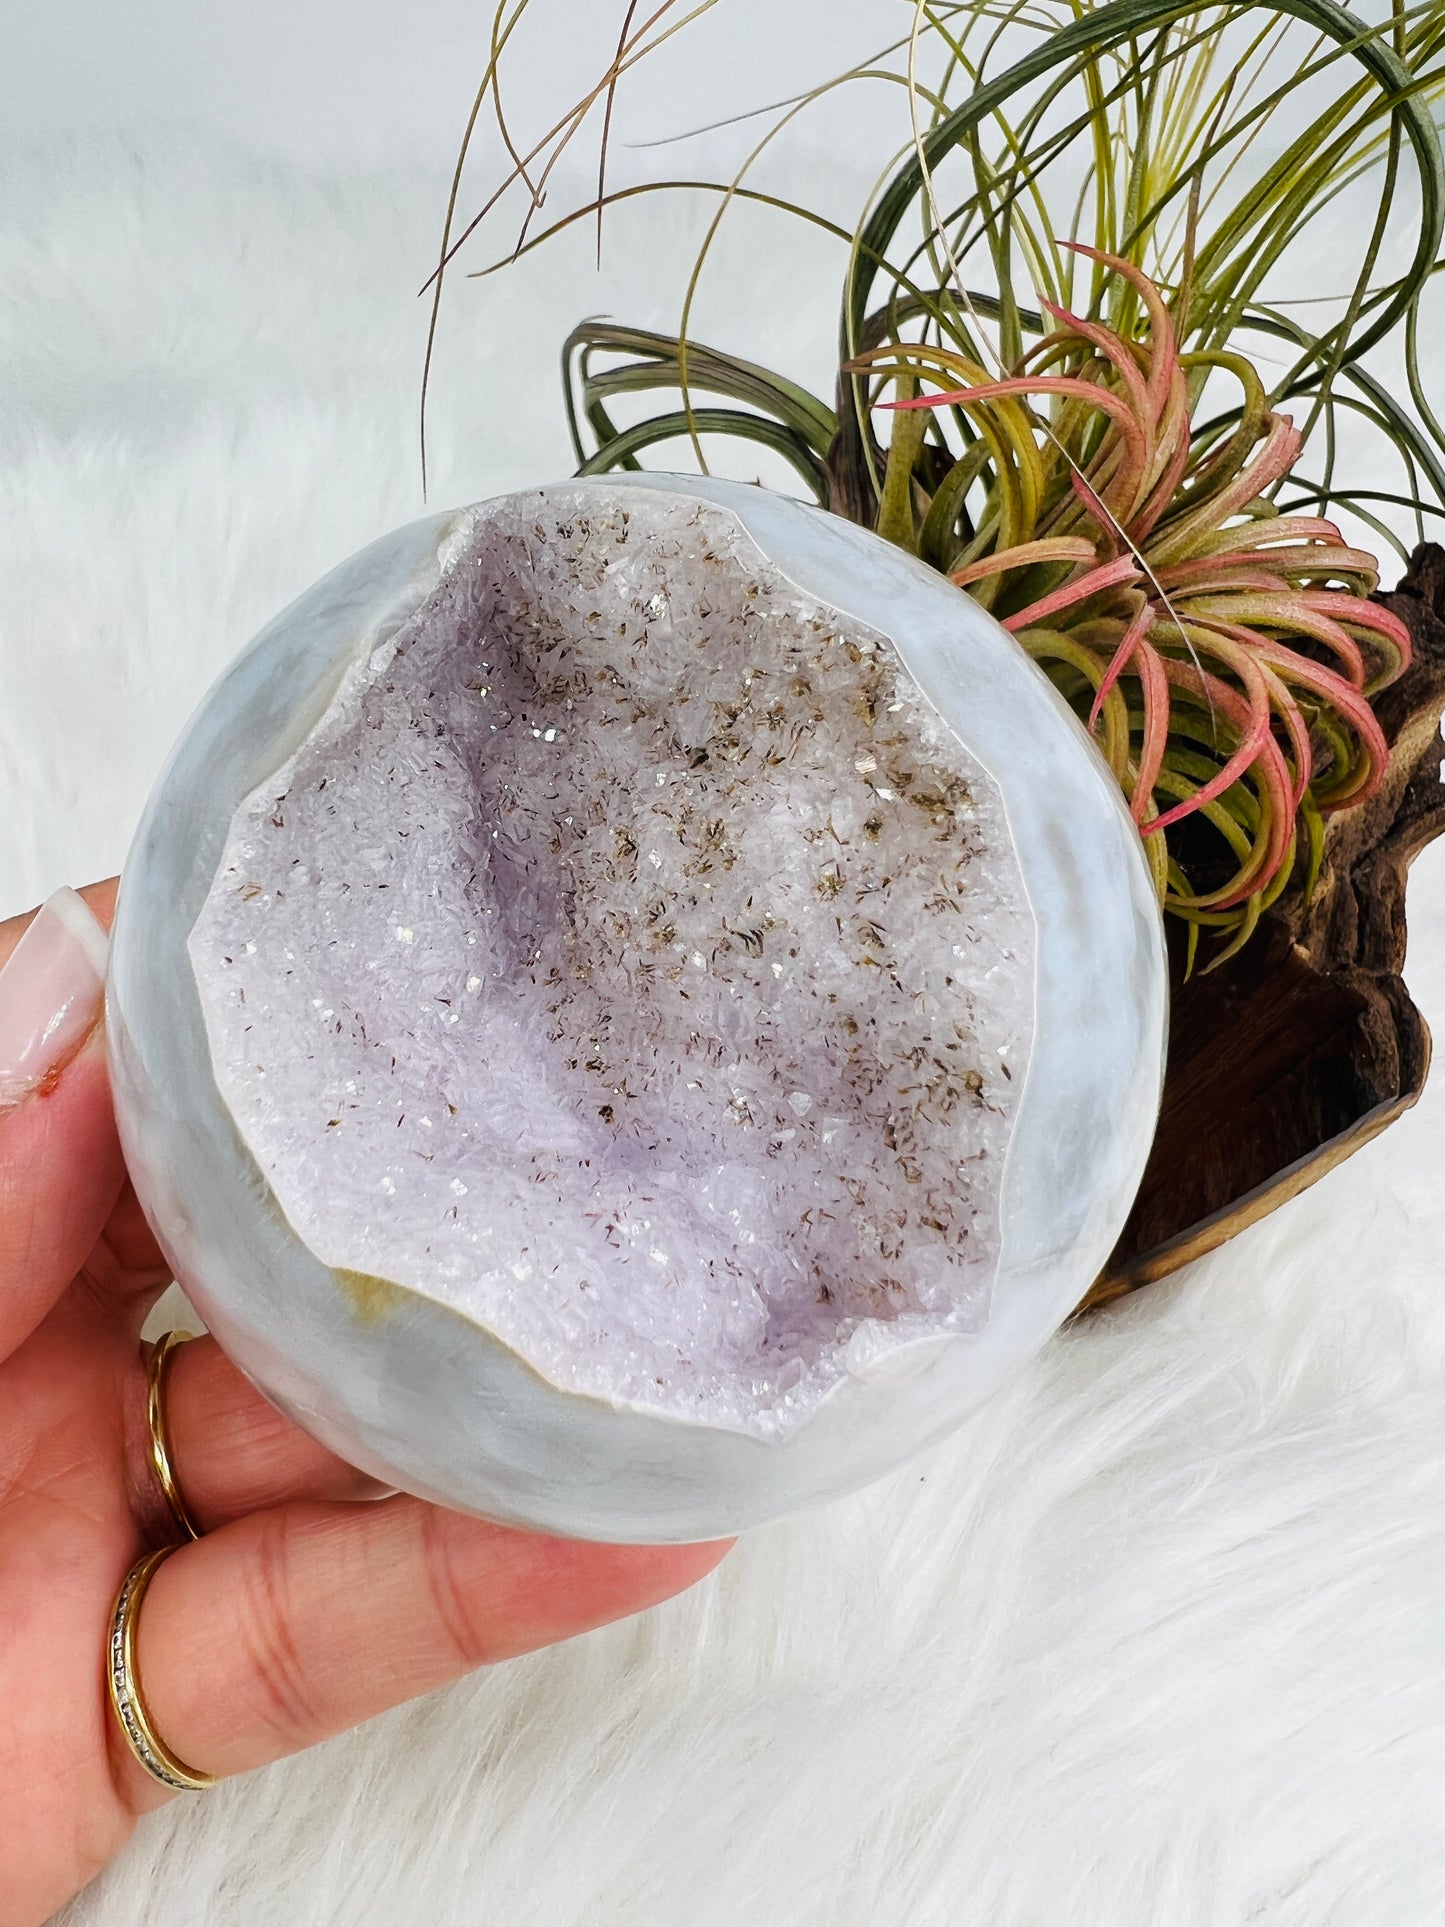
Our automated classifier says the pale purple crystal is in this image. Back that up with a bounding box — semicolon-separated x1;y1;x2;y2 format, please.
189;492;1034;1437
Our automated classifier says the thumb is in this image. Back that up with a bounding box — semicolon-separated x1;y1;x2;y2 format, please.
0;887;125;1360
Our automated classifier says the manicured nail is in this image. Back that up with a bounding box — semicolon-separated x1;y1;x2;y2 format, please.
0;887;109;1107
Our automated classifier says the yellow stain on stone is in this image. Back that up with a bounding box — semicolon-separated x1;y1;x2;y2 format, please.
333;1267;407;1324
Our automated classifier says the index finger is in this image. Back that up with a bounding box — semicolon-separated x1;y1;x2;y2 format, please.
0;877;119;970
0;888;126;1358
6;880;168;1294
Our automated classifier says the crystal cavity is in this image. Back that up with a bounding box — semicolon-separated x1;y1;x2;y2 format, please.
189;490;1035;1437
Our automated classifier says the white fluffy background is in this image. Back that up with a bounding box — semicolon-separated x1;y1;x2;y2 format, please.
5;59;1445;1927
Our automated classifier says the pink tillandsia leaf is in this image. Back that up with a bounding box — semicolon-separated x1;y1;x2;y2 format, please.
1153;660;1295;907
1041;247;1191;535
1298;592;1413;689
1197;614;1392;788
1153;415;1303;563
1162;619;1314;816
1078;599;1172;827
1090;598;1154;730
948;536;1096;589
1127;403;1193;545
1035;299;1154;434
1251;644;1392;809
1145;637;1276;814
1002;555;1143;631
1224;518;1341;549
1129;634;1173;829
1068;467;1121;559
1159;620;1276;763
1191;516;1350;557
883;374;1152;517
1255;660;1315;808
1156;544;1382;590
1061;242;1178;429
1187;592;1371;687
1148;708;1272;834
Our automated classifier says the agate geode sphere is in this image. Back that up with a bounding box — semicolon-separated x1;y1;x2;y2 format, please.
108;477;1167;1541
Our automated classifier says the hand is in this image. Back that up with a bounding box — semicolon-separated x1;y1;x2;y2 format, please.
0;882;730;1927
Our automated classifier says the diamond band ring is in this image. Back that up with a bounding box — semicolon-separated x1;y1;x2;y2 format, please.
107;1545;217;1793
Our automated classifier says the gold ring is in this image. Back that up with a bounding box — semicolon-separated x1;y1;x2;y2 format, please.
147;1329;202;1542
107;1546;218;1792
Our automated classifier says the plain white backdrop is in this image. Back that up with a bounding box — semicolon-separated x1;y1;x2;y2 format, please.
0;0;897;914
4;5;1445;1922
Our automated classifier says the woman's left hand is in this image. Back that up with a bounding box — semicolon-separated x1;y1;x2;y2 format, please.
0;880;730;1927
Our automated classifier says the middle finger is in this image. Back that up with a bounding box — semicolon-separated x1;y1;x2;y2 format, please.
136;1335;386;1532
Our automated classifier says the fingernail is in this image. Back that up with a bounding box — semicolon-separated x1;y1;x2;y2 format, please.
0;887;110;1106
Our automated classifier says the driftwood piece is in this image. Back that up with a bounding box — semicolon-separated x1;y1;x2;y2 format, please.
1080;543;1445;1312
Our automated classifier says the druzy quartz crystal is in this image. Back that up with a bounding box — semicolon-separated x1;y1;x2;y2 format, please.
190;492;1031;1438
109;477;1166;1540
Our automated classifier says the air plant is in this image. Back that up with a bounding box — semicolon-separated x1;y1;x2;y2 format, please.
854;245;1413;965
426;0;1445;962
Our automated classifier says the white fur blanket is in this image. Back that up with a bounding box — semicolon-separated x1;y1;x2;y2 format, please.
5;133;1444;1927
